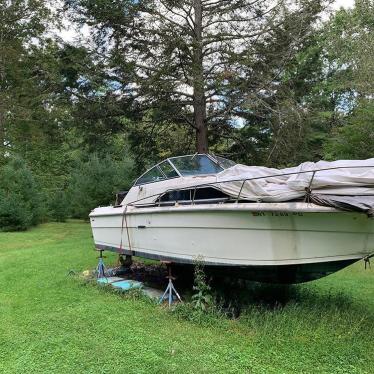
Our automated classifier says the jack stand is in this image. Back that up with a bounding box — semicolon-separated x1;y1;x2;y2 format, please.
96;249;107;278
119;254;133;267
364;253;374;269
159;261;182;307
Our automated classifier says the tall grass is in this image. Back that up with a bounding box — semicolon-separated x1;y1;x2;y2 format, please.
0;221;373;373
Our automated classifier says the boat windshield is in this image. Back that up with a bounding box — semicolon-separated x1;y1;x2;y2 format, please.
169;154;223;176
134;154;235;185
211;155;236;169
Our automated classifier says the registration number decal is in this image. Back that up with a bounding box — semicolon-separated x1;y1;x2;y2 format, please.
252;212;304;217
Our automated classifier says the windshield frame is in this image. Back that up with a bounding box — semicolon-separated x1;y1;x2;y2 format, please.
134;159;181;186
133;154;235;186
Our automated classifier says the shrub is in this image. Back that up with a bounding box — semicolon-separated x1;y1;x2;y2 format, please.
48;190;70;222
0;157;43;231
68;154;134;219
191;258;213;311
324;100;374;160
0;194;30;231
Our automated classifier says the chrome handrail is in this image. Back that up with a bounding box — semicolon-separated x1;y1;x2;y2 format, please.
126;164;374;208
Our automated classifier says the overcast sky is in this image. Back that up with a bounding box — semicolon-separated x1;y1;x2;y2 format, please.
60;0;356;43
334;0;354;9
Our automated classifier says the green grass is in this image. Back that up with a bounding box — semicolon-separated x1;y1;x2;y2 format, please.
0;221;373;373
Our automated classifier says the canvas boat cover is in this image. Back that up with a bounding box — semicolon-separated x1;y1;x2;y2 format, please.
216;158;374;215
216;159;374;200
308;194;374;216
126;158;374;214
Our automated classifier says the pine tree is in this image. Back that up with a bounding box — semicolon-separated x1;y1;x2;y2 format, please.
66;0;329;153
0;0;50;162
0;157;43;231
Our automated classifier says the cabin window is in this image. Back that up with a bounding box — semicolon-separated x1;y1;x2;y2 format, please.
159;187;229;202
169;155;223;176
136;166;165;185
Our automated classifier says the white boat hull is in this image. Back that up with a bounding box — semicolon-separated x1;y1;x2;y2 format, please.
89;203;374;283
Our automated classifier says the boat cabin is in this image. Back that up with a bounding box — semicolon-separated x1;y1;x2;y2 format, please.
122;154;236;206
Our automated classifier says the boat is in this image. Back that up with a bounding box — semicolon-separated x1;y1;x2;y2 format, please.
89;154;374;283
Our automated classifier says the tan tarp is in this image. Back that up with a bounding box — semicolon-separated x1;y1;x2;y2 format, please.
124;158;374;205
217;159;374;202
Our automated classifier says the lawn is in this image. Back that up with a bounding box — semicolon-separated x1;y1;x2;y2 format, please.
0;221;373;373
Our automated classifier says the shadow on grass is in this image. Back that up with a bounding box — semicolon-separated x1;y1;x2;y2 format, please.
173;279;374;342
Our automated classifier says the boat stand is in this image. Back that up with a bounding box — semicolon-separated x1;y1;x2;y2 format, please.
159;262;182;307
119;254;133;267
364;253;374;269
96;249;107;278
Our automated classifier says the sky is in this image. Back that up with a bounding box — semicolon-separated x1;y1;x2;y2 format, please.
333;0;354;9
60;0;356;43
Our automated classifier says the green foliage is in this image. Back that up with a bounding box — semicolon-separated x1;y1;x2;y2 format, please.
127;119;195;173
66;0;329;156
0;195;29;232
0;157;43;231
191;258;213;311
0;0;52;163
258;0;374;167
68;154;134;219
324;100;374;160
48;190;70;222
1;0;374;234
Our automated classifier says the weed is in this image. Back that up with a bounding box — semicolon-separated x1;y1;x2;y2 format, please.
191;256;213;311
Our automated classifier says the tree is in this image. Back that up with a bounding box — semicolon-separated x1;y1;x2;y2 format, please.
0;157;43;231
251;0;374;166
68;154;134;219
127;120;195;173
0;0;50;162
65;0;328;153
324;99;374;160
48;190;70;222
318;0;374;160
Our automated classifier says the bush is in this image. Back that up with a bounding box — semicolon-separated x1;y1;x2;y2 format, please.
324;100;374;160
48;190;70;222
191;258;213;311
0;195;30;231
0;157;43;231
68;154;134;219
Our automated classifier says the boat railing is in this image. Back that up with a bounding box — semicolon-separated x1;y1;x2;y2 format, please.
127;164;374;208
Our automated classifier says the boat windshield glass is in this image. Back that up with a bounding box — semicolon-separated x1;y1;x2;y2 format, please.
135;166;165;185
169;155;223;176
215;156;236;169
134;154;235;185
158;160;178;178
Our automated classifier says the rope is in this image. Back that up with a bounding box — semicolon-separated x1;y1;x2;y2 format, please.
119;205;132;254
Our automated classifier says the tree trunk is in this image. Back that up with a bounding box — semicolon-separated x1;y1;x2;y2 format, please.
0;110;4;161
0;96;5;163
0;41;5;161
193;0;208;153
194;96;208;153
